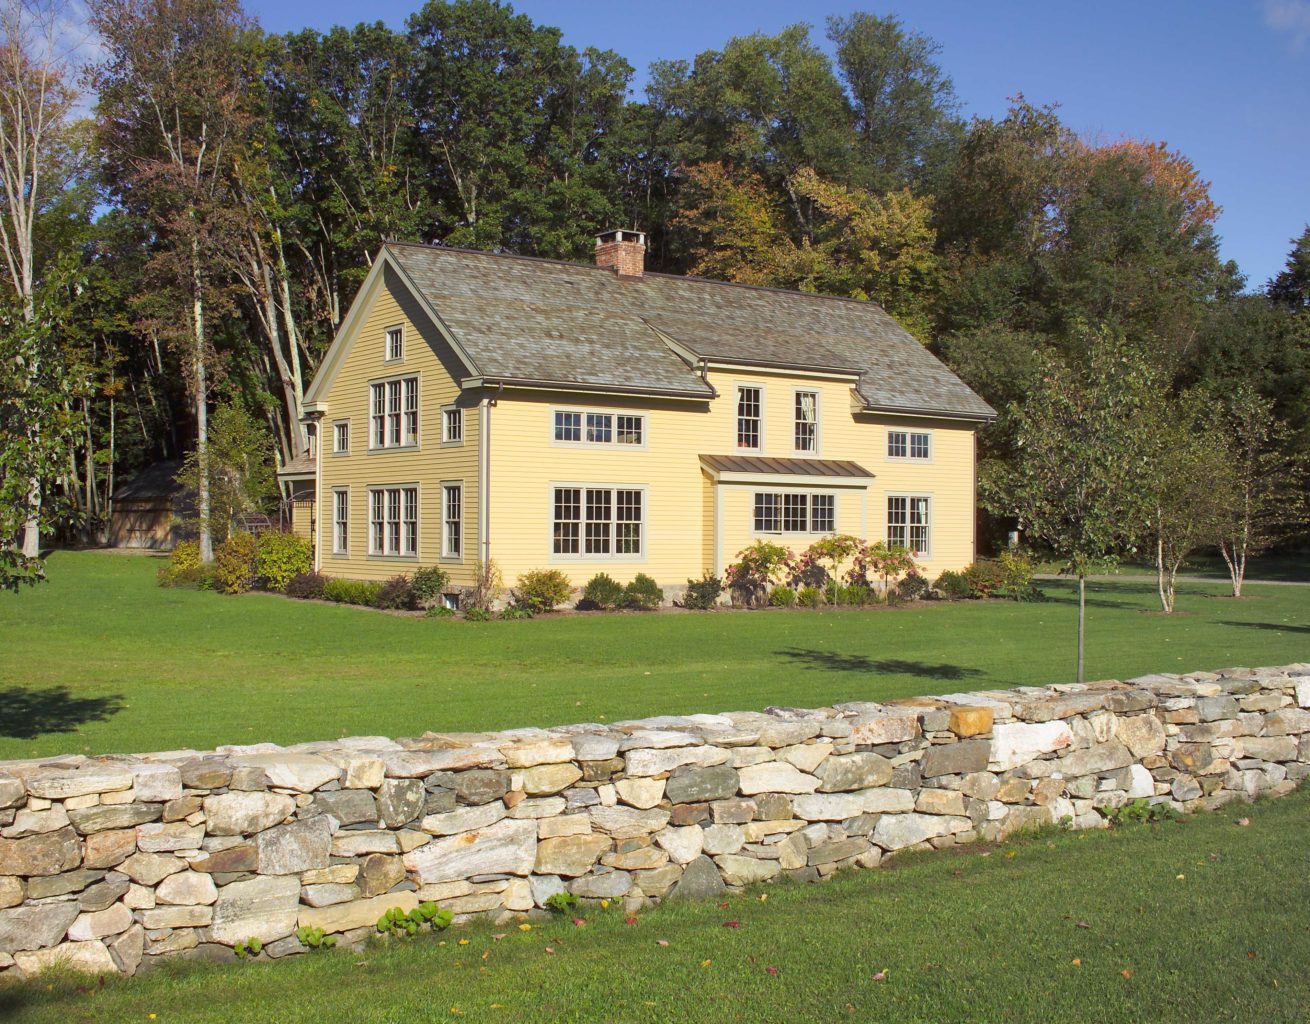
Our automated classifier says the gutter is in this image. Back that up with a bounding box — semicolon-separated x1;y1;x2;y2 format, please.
462;375;713;402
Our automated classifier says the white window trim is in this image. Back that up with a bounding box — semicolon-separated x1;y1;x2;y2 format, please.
886;428;933;463
750;489;840;535
331;419;350;456
735;383;765;452
366;482;421;559
441;480;464;563
332;487;350;555
792;387;820;457
548;482;649;564
549;406;648;450
367;372;421;452
442;405;464;447
384;324;404;363
886;492;932;558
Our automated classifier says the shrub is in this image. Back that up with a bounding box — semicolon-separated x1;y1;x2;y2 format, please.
255;532;312;592
845;583;873;607
580;572;625;611
680;573;723;610
410;566;451;611
897;571;931;602
797;585;824;608
769;585;797;608
514;569;573;612
322;578;383;607
377;575;416;610
726;541;794;607
623;573;663;611
463;559;504;613
934;569;971;600
963;559;1007;598
426;605;456;619
194;564;219;591
997;549;1042;601
499;605;534;620
284;571;328;600
464;606;492;622
214;532;259;594
157;540;203;588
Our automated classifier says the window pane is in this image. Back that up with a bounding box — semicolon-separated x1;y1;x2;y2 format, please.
782;493;808;532
910;432;930;459
617;415;643;445
444;408;462;442
585;488;612;553
888;431;907;458
585;413;612;444
737;387;761;449
794;392;817;452
753;492;780;532
553;487;581;554
554;411;581;442
387;327;402;360
616;490;642;554
811;494;834;533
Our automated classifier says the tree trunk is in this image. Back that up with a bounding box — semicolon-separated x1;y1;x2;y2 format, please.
192;240;213;563
1076;573;1086;685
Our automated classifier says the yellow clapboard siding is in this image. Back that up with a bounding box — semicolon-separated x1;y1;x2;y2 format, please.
315;264;480;585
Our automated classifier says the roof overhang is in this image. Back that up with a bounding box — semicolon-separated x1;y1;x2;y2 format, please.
700;454;875;488
463;376;714;403
857;402;997;424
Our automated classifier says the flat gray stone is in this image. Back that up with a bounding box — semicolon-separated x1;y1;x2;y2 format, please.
255;816;332;875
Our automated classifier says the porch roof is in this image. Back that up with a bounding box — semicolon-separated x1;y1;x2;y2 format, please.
700;454;875;484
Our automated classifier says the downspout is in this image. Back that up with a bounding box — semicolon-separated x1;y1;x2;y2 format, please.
311;414;323;573
479;385;500;568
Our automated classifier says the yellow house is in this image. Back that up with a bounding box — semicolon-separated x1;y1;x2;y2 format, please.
284;230;995;605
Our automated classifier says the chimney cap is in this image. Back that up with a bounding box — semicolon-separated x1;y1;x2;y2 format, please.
595;228;646;248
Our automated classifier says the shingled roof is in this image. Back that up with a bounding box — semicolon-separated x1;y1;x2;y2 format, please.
384;242;995;421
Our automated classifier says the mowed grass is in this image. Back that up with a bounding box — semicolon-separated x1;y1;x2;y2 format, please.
1;550;1307;760
2;789;1308;1024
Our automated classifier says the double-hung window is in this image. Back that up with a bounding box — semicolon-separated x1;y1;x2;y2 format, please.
443;484;462;558
386;326;403;361
553;486;643;557
333;489;349;554
794;391;818;453
753;492;837;534
369;486;418;556
333;421;350;454
888;430;930;460
370;376;419;449
887;495;930;555
443;407;463;444
737;386;761;449
553;409;645;447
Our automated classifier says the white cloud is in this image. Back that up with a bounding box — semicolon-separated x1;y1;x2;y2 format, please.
1264;0;1310;50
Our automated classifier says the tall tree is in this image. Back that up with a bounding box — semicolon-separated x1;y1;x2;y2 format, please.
1269;225;1310;311
90;0;255;562
994;332;1156;682
0;0;84;561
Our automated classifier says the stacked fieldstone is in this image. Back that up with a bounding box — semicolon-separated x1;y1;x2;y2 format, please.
2;663;1308;978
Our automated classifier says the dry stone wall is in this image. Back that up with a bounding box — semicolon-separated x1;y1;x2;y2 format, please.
2;663;1309;978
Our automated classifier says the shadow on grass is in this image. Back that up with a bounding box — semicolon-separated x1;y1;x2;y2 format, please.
776;649;984;681
1217;621;1310;635
0;687;125;740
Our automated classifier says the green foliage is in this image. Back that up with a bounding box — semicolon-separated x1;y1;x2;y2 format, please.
727;541;794;607
157;540;204;588
1098;798;1180;827
255;532;312;592
897;572;932;601
498;605;534;620
580;572;625;611
376;902;452;938
514;569;573;612
295;925;337;950
233;936;263;960
376;575;416;611
410;567;452;611
843;584;873;607
796;585;824;608
962;560;1007;598
284;572;328;600
933;569;971;600
769;585;797;608
214;533;259;595
544;891;581;915
623;573;663;611
176;404;277;544
996;550;1042;601
464;606;493;622
321;578;383;607
680;573;724;610
426;605;456;619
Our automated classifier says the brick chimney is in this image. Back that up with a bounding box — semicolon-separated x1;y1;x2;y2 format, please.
594;229;646;277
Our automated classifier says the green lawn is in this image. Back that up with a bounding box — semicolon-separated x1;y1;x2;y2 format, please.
1;550;1307;761
3;789;1307;1023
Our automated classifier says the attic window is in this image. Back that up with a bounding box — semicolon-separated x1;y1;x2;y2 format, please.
385;326;404;362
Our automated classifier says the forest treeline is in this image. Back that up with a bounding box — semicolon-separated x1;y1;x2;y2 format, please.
0;0;1307;582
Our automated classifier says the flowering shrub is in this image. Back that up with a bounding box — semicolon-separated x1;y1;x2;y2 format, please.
726;541;794;607
847;541;918;593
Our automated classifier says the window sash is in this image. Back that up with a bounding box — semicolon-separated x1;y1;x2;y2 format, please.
333;490;349;553
794;391;817;453
444;408;463;443
553;486;642;558
386;327;403;361
754;492;835;533
887;495;930;554
370;377;418;449
554;410;645;446
616;415;643;445
370;489;385;553
753;493;780;533
888;430;929;459
585;413;612;444
782;493;808;532
909;433;930;459
737;387;761;449
443;485;462;557
370;487;417;556
334;422;349;454
811;494;835;533
404;379;418;444
372;384;386;448
554;411;581;442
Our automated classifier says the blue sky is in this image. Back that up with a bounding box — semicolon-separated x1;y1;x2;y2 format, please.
247;0;1310;288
